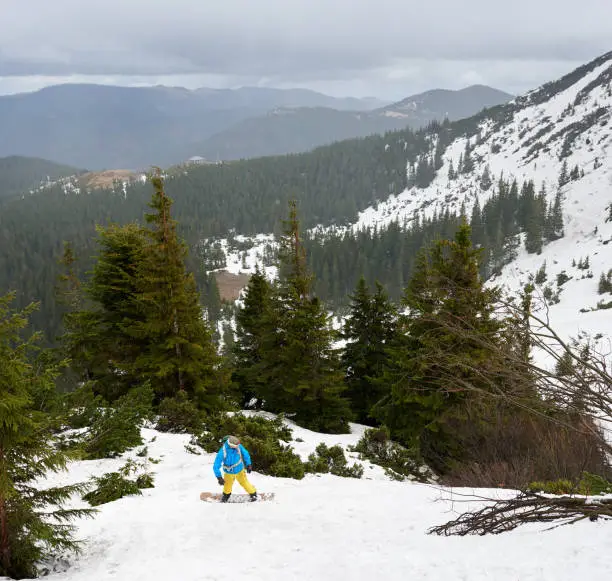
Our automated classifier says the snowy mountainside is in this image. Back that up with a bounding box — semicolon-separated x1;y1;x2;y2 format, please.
207;52;612;346
35;414;612;580
323;51;612;233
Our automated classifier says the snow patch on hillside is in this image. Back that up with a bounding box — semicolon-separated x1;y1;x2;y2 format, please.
205;233;278;283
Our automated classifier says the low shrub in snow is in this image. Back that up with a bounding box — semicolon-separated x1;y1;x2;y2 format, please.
155;390;204;433
82;459;155;506
83;472;141;506
83;384;155;459
442;409;609;489
350;427;434;482
528;472;612;496
304;443;364;478
58;383;156;460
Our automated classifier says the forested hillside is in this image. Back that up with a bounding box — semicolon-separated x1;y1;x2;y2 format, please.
0;84;385;169
0;124;434;341
0;155;84;200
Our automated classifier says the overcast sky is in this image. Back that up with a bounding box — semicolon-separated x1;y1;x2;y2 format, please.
1;0;610;100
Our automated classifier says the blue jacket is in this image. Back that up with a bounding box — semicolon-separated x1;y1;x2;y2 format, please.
213;442;252;478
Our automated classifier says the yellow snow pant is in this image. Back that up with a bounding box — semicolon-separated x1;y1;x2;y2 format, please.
223;469;256;495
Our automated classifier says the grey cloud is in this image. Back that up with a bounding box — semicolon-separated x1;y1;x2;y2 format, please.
1;0;610;97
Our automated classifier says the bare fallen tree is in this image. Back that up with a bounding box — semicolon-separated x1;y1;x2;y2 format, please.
429;492;612;536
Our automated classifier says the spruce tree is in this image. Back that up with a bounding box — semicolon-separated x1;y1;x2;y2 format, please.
340;277;397;425
433;138;444;171
60;223;148;402
461;140;474;174
257;201;352;433
480;164;492;191
558;160;569;187
232;265;274;408
0;292;93;579
547;190;564;241
373;222;504;471
200;272;222;328
524;187;545;254
128;171;221;409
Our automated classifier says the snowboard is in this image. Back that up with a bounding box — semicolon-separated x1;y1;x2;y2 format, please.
200;491;275;503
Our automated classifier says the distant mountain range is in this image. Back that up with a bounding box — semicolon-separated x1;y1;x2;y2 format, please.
0;83;512;170
193;85;514;162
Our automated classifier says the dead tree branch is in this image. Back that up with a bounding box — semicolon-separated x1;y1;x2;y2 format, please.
428;492;612;536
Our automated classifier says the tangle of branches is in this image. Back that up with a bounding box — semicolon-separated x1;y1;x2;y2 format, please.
428;492;612;536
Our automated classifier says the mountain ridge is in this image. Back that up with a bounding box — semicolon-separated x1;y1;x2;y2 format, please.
0;82;511;169
0;155;86;200
0;84;388;169
188;84;514;162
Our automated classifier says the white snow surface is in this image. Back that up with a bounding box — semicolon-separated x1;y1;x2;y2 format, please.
206;233;278;283
32;413;612;581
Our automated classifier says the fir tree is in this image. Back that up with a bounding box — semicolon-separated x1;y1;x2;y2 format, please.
547;190;564;241
558;159;569;187
433;139;444;171
479;164;492;191
232;265;274;408
535;262;547;285
373;222;505;472
55;241;81;312
570;164;580;181
415;157;435;188
200;272;222;328
524;187;546;254
257;201;352;433
470;198;485;246
340;277;397;425
457;153;464;174
447;159;456;181
555;350;575;377
0;292;93;579
128;171;221;409
598;272;612;294
461;140;474;174
60;223;148;402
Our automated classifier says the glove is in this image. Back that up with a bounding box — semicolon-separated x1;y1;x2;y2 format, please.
217;476;225;486
246;465;252;474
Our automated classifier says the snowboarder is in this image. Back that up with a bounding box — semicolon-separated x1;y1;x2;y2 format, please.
213;435;258;502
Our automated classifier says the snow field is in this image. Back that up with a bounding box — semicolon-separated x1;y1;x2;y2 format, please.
33;416;612;581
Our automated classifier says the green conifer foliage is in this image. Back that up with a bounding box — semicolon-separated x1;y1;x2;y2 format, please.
232;265;274;408
255;201;352;433
0;292;93;579
340;277;397;425
60;223;148;402
128;171;221;409
373;222;504;471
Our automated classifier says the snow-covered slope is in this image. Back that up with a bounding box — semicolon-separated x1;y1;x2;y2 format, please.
353;52;612;343
211;52;612;346
36;415;612;581
345;52;612;233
